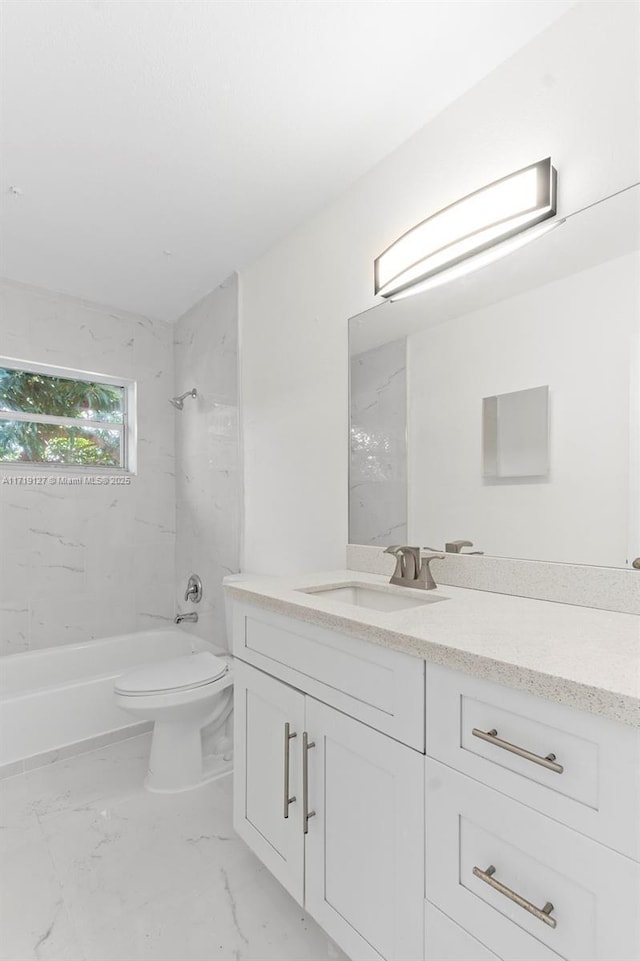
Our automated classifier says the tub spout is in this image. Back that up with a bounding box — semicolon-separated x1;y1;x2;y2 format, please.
175;612;198;624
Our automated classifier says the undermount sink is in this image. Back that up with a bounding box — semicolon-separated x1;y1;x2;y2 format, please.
297;583;444;613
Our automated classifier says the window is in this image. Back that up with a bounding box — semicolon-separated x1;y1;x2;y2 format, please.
0;360;135;470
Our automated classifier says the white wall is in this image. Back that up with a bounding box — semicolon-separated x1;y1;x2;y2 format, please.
173;274;240;648
407;253;638;568
0;280;176;655
240;1;640;574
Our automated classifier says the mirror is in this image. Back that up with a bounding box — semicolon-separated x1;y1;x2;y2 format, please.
349;185;640;569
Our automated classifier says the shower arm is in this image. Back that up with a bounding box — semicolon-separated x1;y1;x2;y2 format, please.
169;388;198;409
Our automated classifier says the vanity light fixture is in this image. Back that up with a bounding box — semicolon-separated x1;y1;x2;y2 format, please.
374;157;559;300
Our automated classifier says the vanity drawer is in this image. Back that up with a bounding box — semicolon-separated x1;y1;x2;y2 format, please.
231;602;425;750
425;901;502;961
425;664;640;859
426;759;640;961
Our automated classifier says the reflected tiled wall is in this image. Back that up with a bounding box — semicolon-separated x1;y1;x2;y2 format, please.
0;280;176;656
349;338;407;547
173;274;240;649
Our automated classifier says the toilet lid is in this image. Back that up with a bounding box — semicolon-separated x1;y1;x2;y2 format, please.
114;651;228;696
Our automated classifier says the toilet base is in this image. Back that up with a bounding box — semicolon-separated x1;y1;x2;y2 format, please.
145;750;233;793
144;719;233;793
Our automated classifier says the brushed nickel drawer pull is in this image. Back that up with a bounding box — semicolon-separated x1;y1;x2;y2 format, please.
302;731;316;834
472;727;564;774
283;722;297;818
473;865;557;929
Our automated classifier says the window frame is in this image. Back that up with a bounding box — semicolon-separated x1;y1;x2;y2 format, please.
0;356;137;474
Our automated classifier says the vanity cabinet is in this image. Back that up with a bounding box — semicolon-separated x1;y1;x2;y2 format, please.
231;598;640;961
424;903;501;961
426;759;640;961
425;664;640;859
231;602;425;750
233;658;424;961
424;666;640;961
232;661;305;900
304;696;423;961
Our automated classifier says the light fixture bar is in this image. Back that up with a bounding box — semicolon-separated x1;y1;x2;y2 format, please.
388;217;565;301
375;158;557;299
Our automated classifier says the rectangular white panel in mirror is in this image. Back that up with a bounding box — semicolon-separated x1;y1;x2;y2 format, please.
483;385;549;478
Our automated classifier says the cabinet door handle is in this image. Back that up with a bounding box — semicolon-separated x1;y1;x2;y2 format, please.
472;727;564;774
283;722;297;819
473;865;557;929
302;731;316;834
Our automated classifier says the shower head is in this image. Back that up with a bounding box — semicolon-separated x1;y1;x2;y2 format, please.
169;388;197;410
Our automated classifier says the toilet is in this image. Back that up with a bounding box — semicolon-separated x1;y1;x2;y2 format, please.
114;574;247;793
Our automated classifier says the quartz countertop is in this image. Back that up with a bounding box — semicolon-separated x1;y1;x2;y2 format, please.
226;570;640;726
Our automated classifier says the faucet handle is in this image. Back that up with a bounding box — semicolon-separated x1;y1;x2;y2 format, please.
384;545;421;581
443;540;485;555
418;553;445;590
383;545;403;579
445;540;473;553
399;547;421;580
184;573;203;603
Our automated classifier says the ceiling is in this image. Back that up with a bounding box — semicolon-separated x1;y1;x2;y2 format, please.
0;0;575;322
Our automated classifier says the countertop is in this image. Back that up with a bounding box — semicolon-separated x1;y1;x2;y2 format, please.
226;570;640;726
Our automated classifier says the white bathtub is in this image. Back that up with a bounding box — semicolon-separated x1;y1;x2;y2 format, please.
0;629;220;771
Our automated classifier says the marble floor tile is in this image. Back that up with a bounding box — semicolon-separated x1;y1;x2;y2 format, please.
0;733;151;826
40;784;261;946
0;735;347;961
78;860;343;961
0;818;85;961
0;803;42;856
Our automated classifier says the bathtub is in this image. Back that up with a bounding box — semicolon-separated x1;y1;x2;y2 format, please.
0;629;221;773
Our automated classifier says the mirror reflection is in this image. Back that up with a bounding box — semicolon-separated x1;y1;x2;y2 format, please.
482;385;550;479
349;186;640;569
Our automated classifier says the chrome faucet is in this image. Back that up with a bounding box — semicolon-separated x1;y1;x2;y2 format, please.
175;611;198;624
384;546;446;591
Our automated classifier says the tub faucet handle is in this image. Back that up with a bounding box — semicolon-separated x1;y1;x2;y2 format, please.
184;574;203;603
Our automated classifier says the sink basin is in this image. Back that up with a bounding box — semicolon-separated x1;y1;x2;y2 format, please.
297;583;444;613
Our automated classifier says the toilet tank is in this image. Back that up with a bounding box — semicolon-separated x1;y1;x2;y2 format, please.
222;573;256;648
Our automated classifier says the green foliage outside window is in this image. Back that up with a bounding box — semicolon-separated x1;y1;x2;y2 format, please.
0;367;126;466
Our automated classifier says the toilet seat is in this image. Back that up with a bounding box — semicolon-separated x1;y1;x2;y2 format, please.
114;651;228;697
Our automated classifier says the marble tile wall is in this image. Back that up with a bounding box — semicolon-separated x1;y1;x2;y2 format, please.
0;280;176;656
349;338;407;547
173;274;240;649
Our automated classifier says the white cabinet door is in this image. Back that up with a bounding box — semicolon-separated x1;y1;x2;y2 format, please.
305;697;424;961
233;659;305;902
